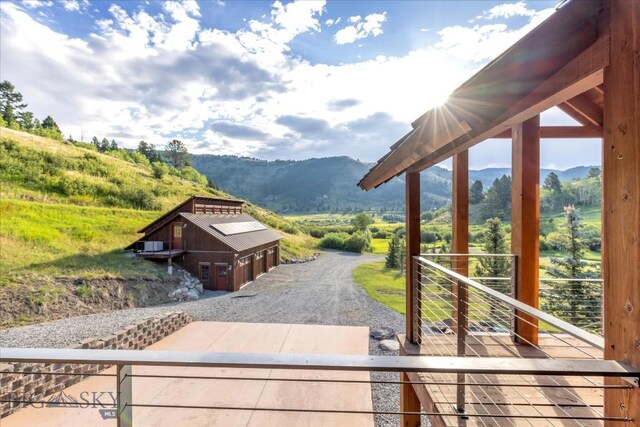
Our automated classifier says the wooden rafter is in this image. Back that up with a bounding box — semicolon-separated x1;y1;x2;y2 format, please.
493;126;603;139
358;0;605;190
560;93;604;126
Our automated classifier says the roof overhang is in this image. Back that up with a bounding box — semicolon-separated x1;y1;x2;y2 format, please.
358;0;606;191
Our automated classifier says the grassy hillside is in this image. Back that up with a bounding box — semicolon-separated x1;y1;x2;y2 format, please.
0;128;315;326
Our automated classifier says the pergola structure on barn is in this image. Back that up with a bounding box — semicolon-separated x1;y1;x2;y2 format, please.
359;0;638;425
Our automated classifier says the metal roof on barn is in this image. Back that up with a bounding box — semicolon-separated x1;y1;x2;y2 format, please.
180;213;282;253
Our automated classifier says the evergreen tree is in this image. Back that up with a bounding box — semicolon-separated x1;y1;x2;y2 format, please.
18;111;34;130
165;139;190;169
543;172;562;193
475;218;510;294
385;235;400;268
469;180;484;204
137;140;159;162
41;115;60;132
109;139;118;150
91;136;99;149
587;167;601;179
543;206;601;330
99;138;109;152
0;80;27;127
481;175;511;221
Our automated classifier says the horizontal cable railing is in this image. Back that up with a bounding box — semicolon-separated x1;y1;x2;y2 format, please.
1;348;638;426
421;253;604;335
411;255;623;426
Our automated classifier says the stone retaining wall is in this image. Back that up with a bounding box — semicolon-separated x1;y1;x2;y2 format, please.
0;311;191;418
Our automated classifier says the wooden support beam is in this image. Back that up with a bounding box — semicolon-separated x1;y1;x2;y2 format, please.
562;93;604;126
603;0;640;423
452;151;469;269
406;171;421;343
402;172;422;427
451;151;469;330
406;33;609;175
494;126;603;139
511;115;540;347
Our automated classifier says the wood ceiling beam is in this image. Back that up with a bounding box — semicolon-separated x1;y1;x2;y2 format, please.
561;93;604;126
493;126;603;139
557;102;597;126
406;32;608;174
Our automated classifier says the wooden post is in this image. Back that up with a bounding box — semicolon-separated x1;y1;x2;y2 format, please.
401;171;421;427
603;0;640;423
452;150;470;310
406;171;421;343
452;150;469;414
511;115;540;346
452;150;469;273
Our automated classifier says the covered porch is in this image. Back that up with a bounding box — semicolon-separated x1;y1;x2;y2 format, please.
358;0;639;425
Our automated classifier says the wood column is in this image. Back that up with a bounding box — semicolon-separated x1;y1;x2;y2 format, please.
401;171;421;427
603;0;640;423
452;150;469;273
451;151;469;332
405;171;421;342
511;115;540;346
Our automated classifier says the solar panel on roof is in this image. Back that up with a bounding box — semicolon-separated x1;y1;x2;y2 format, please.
210;221;267;236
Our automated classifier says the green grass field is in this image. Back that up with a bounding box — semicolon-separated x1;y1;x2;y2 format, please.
0;198;168;281
352;262;407;313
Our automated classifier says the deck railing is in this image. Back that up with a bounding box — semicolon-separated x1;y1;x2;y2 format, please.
421;253;604;334
1;348;638;426
411;255;625;424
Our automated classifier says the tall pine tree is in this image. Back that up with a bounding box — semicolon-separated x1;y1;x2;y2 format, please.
543;206;601;330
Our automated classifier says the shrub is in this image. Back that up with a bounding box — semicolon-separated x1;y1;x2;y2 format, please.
151;162;168;179
319;232;350;250
180;166;208;186
420;230;439;243
374;231;388;239
118;187;160;210
345;233;368;253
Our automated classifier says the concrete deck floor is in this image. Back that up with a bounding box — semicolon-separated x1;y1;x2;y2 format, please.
3;322;374;426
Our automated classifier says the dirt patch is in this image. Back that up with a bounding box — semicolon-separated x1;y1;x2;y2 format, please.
0;275;180;328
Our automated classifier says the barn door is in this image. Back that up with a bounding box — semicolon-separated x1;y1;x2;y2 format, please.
171;222;183;250
215;264;228;291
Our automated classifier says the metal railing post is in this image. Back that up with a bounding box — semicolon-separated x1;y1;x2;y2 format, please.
455;277;468;416
413;257;422;344
117;364;132;427
510;255;518;340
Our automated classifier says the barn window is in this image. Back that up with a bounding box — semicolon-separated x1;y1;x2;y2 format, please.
199;263;210;281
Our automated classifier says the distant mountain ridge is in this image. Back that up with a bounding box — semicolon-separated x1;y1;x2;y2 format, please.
191;154;596;214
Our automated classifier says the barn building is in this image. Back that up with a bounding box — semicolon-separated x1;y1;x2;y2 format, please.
129;196;281;292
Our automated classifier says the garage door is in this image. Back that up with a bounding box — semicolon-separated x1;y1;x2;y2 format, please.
256;250;267;275
268;247;277;270
238;255;253;287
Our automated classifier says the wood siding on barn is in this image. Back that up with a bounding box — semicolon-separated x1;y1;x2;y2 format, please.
133;196;281;293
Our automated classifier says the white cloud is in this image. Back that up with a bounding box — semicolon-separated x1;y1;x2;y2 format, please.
22;0;53;8
437;7;554;62
63;0;89;13
325;17;340;27
1;0;567;163
334;12;386;45
478;2;536;20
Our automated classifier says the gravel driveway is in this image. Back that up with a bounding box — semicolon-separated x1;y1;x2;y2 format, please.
1;250;406;426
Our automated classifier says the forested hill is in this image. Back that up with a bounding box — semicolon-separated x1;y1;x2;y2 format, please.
191;154;596;214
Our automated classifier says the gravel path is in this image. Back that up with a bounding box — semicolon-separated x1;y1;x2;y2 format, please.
0;250;407;426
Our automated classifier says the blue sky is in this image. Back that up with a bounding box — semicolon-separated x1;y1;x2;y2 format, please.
0;0;600;169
